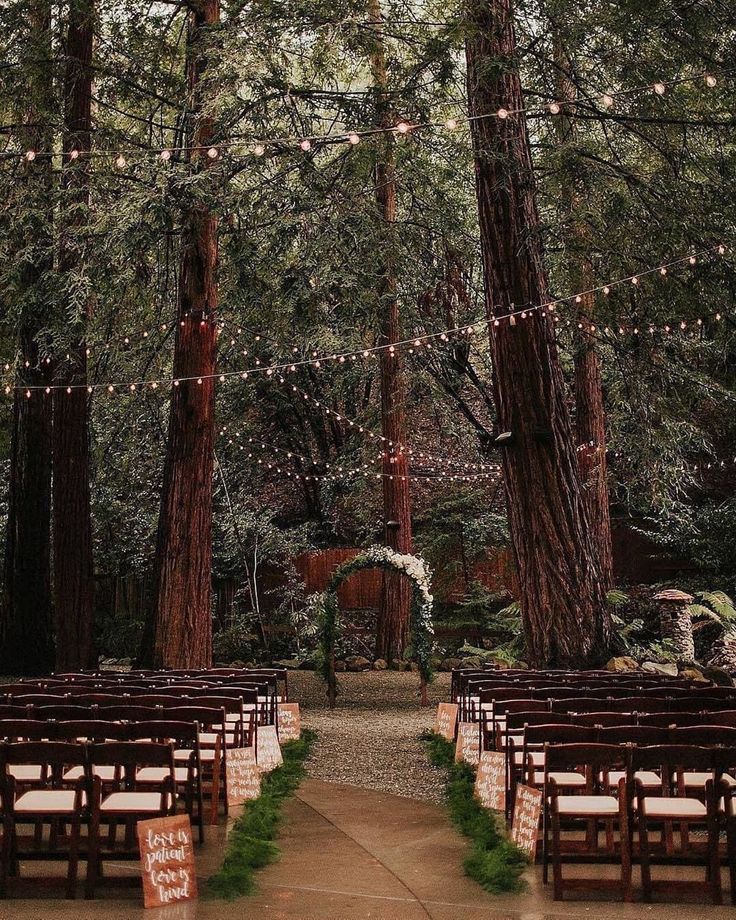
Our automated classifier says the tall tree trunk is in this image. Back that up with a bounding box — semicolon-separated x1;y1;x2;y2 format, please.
465;0;610;667
553;36;614;590
368;0;414;664
53;0;96;671
1;0;54;675
149;0;219;668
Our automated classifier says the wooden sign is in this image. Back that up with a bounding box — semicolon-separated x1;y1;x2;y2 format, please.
435;703;459;741
454;720;481;766
475;751;506;811
137;814;197;909
226;746;261;807
277;703;301;742
511;784;542;860
256;724;283;772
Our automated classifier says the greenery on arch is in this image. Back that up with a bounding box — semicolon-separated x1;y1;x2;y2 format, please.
314;545;435;707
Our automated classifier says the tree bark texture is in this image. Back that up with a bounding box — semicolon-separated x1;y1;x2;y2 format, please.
53;0;96;670
149;0;219;668
368;0;414;663
1;0;55;675
465;0;610;667
553;36;614;590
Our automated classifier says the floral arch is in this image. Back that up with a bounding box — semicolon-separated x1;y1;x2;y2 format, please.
316;545;435;708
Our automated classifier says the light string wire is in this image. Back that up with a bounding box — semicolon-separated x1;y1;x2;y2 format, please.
1;68;725;164
5;242;726;396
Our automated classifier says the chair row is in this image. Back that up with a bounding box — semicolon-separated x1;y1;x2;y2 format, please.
0;739;194;899
541;742;736;904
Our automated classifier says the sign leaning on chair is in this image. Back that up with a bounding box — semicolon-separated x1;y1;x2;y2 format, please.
257;724;284;771
137;814;198;909
455;721;481;766
511;784;542;860
226;746;261;806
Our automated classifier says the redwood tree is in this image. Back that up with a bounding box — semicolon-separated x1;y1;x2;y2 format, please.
465;0;610;666
0;0;54;675
368;0;414;663
553;36;614;589
53;0;96;670
149;0;219;668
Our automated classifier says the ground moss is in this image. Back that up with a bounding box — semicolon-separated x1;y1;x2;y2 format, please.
206;729;316;900
421;730;527;894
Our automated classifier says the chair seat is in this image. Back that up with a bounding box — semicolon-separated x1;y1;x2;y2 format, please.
100;792;170;813
548;771;586;787
641;797;707;819
15;790;78;814
557;794;620;816
609;770;661;789
515;751;545;766
683;771;736;788
136;767;192;783
200;732;236;744
8;764;43;782
176;748;215;762
64;765;116;782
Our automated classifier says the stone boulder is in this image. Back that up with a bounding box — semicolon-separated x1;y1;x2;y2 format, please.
701;664;735;687
373;658;388;670
641;661;678;677
334;659;347;672
298;659;317;670
440;657;463;672
678;667;709;683
462;656;483;669
274;658;304;670
605;656;639;672
345;655;371;672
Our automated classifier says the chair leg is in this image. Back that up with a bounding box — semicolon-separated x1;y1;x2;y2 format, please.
541;801;549;884
0;814;14;898
85;808;100;899
550;805;564;901
726;817;736;905
707;814;722;905
66;814;80;900
619;804;633;903
639;813;652;902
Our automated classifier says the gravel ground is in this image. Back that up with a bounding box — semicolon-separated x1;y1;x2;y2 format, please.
289;669;451;803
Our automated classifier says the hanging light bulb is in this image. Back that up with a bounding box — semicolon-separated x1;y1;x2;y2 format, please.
653;82;666;95
497;108;509;119
115;153;127;169
253;143;265;157
69;148;80;160
347;132;360;145
160;149;172;161
299;139;312;151
705;74;717;88
396;121;411;134
207;146;219;159
25;149;36;161
601;93;614;109
445;117;458;130
548;102;561;115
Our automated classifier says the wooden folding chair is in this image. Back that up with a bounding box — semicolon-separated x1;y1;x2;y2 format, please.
85;741;176;898
0;741;89;899
543;742;632;901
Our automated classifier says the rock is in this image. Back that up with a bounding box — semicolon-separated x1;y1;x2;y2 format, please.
298;659;317;670
334;659;347;672
409;662;420;672
430;655;444;670
679;667;709;683
462;656;483;669
606;656;639;672
707;636;736;677
701;664;735;687
345;655;371;672
214;661;228;668
641;661;678;677
373;658;388;670
274;658;304;670
230;659;246;668
440;657;463;672
486;655;513;670
458;643;489;659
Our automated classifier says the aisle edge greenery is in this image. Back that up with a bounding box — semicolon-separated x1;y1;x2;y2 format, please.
206;729;316;900
421;731;527;894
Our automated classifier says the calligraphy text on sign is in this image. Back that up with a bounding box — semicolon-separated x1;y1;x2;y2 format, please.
511;784;542;860
137;814;198;909
435;703;459;741
454;721;480;765
475;751;505;811
226;747;261;807
278;703;301;742
257;724;283;772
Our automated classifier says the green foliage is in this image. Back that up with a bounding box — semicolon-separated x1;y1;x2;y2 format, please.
421;731;526;894
206;729;316;900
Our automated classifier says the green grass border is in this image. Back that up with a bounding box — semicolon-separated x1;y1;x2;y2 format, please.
421;730;527;894
206;729;317;900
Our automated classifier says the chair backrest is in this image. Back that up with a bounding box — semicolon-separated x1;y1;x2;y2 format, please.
88;741;175;771
162;706;226;731
0;704;32;720
504;711;572;730
571;711;634;727
1;740;87;787
698;709;736;727
91;705;160;722
637;712;700;727
550;697;610;713
126;721;199;745
35;704;96;721
9;693;68;706
524;724;597;745
0;720;52;741
598;725;669;746
667;696;726;712
630;743;713;774
51;720;129;742
668;725;736;746
544;742;629;787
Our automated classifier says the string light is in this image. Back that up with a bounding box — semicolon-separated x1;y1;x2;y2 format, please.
5;68;725;165
4;244;727;396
